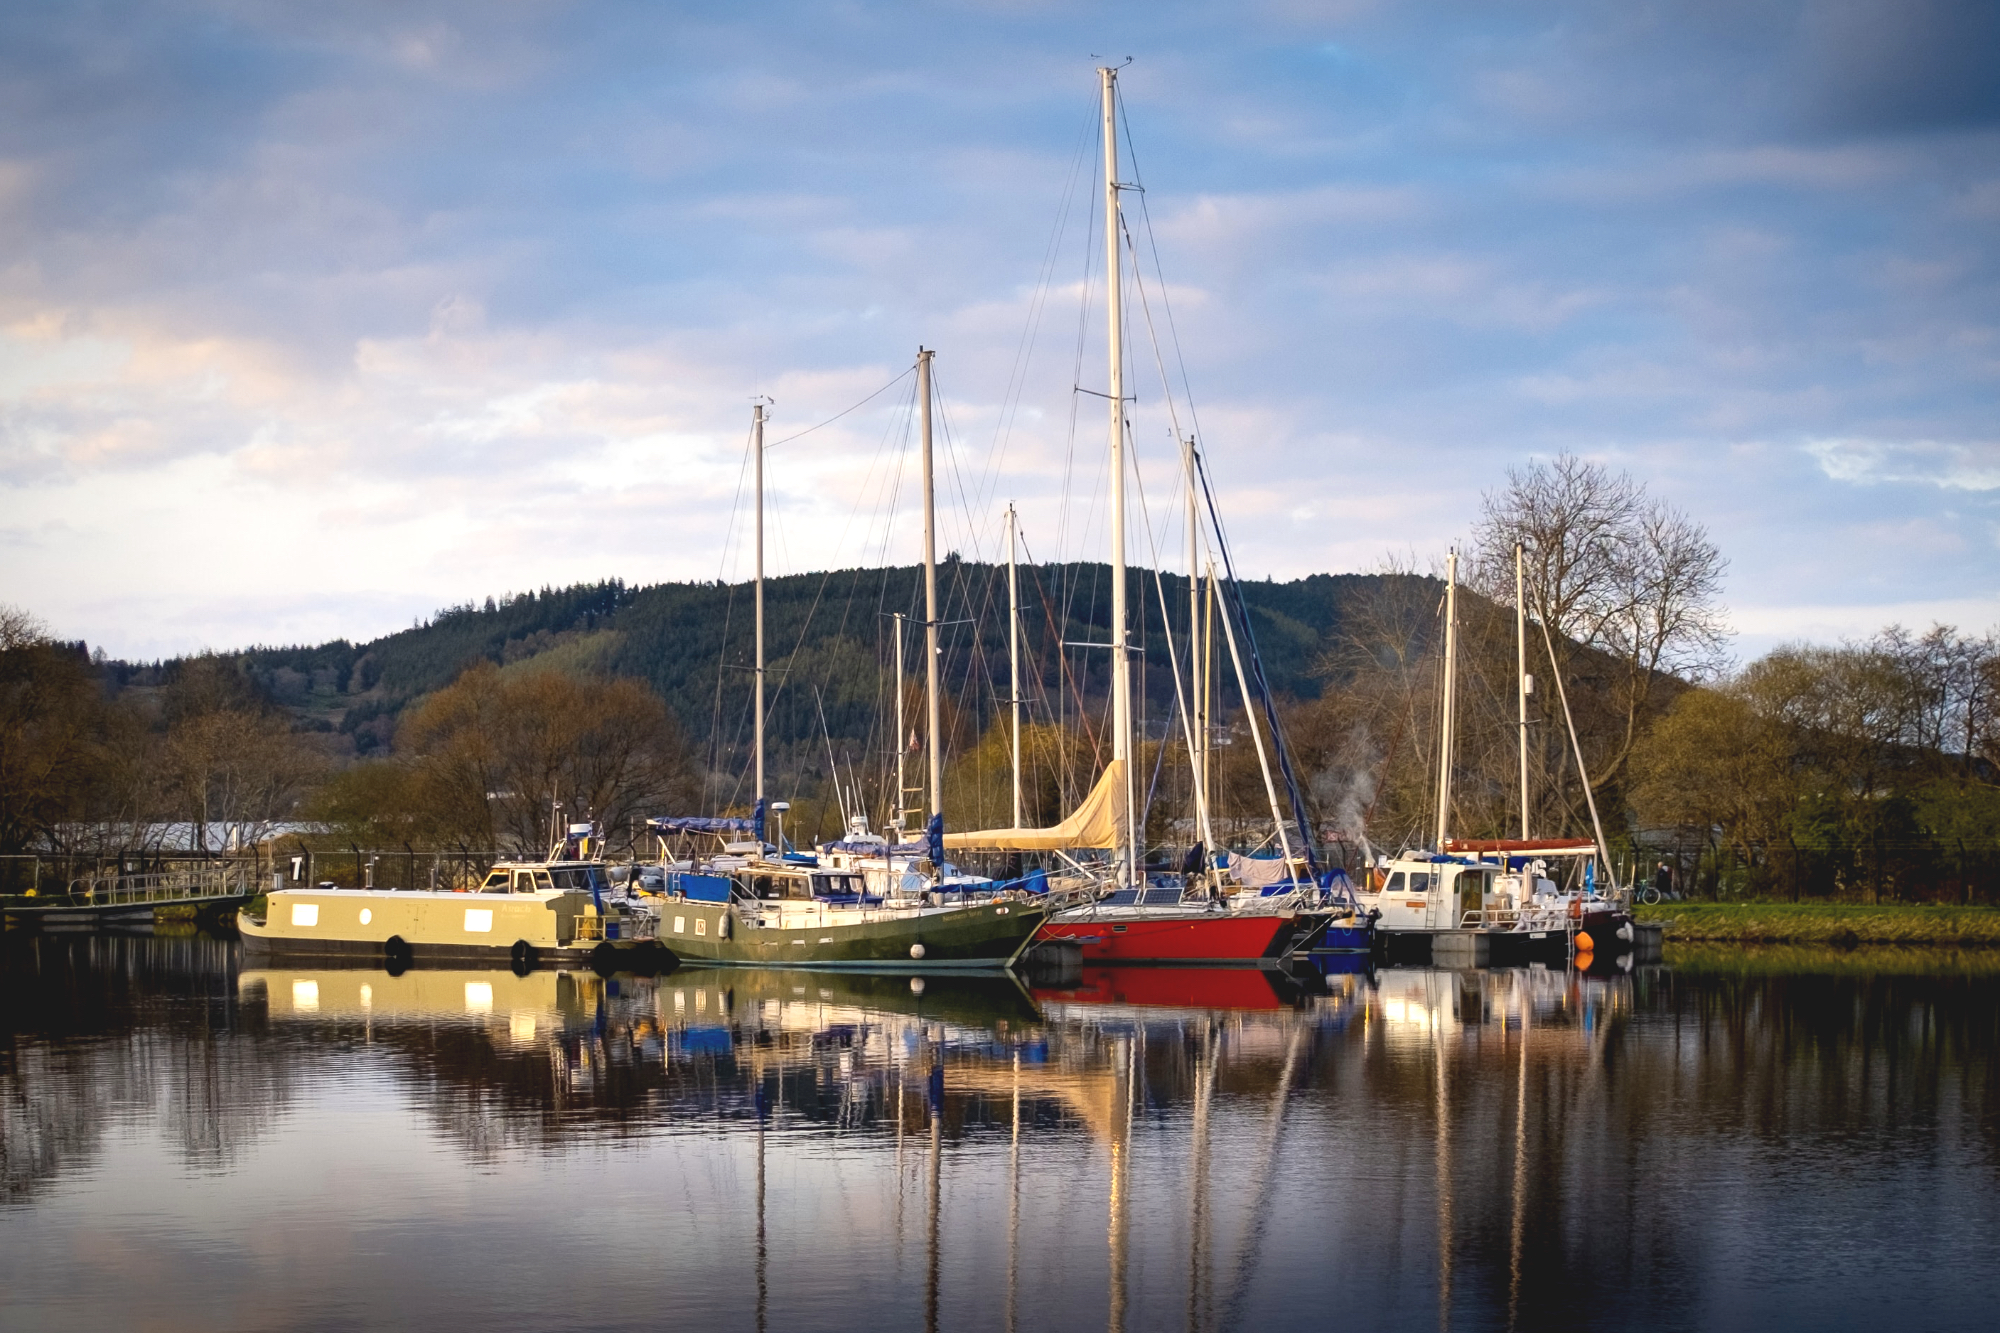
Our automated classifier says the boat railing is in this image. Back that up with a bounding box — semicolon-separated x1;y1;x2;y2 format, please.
1459;905;1573;933
65;866;252;906
570;912;656;943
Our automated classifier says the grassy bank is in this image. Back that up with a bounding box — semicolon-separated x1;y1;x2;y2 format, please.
1637;901;2000;946
1663;941;2000;977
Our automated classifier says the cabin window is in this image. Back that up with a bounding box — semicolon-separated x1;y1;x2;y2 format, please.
753;875;780;900
550;868;579;890
1384;872;1405;893
480;871;509;892
514;872;536;892
534;870;555;891
1407;873;1434;894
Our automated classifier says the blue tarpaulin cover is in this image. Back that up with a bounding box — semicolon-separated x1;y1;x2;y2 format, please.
649;816;757;836
669;872;734;902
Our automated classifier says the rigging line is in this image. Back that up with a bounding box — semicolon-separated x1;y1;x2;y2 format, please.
707;419;759;806
1132;181;1207;450
1128;441;1208;847
765;367;915;449
765;371;924;794
1123;212;1189;449
1110;81;1197;453
724;371;919;809
1195;450;1321;874
985;93;1101;524
1056;99;1103;571
929;365;993;567
1020;548;1101;766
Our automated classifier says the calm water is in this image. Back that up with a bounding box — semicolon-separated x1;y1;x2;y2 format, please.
3;933;1998;1332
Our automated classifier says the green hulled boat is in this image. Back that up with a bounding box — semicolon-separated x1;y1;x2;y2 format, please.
650;860;1046;970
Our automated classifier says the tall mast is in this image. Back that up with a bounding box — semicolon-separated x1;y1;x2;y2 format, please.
1516;542;1530;840
1007;503;1023;830
919;348;943;824
1213;557;1295;870
893;612;908;836
1435;549;1458;849
753;401;767;824
1184;437;1203;843
1101;64;1135;886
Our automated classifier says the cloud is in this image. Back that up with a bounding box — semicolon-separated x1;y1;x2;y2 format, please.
0;0;1996;657
1805;437;2000;492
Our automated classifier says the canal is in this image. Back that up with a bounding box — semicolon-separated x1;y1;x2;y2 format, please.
2;933;1996;1331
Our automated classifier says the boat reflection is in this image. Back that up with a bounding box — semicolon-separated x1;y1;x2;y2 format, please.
16;933;1996;1333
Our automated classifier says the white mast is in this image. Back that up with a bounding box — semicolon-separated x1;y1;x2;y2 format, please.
919;348;943;828
1213;558;1295;870
892;611;908;836
1007;503;1023;830
753;401;767;828
1516;542;1530;840
1185;437;1204;848
1101;65;1135;887
1435;549;1458;849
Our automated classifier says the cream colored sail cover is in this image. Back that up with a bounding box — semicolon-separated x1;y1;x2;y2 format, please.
941;759;1127;851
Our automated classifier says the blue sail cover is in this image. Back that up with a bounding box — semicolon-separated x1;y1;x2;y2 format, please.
924;814;945;870
647;816;758;837
822;839;928;855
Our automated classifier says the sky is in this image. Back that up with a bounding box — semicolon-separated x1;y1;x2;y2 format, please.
1;0;1995;662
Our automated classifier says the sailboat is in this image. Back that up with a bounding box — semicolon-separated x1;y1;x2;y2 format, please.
1355;545;1634;955
641;375;1050;969
941;67;1365;967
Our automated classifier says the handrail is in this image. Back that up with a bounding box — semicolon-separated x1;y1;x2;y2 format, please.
63;867;251;906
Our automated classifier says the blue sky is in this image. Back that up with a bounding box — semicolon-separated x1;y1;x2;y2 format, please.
2;0;1995;660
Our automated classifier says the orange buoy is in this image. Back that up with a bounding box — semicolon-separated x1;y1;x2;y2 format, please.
1575;931;1595;953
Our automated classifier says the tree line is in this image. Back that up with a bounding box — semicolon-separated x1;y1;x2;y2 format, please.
5;455;1994;900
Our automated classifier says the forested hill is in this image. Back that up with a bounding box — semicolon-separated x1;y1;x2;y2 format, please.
116;564;1433;766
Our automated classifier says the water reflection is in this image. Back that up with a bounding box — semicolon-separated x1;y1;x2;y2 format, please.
2;936;1998;1332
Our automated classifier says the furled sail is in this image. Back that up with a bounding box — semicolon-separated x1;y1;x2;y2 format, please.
941;759;1127;851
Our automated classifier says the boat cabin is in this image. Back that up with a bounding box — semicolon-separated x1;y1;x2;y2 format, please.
741;868;877;904
1361;857;1506;932
476;861;613;895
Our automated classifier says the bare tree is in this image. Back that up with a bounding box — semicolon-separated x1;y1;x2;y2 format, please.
1471;455;1728;818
